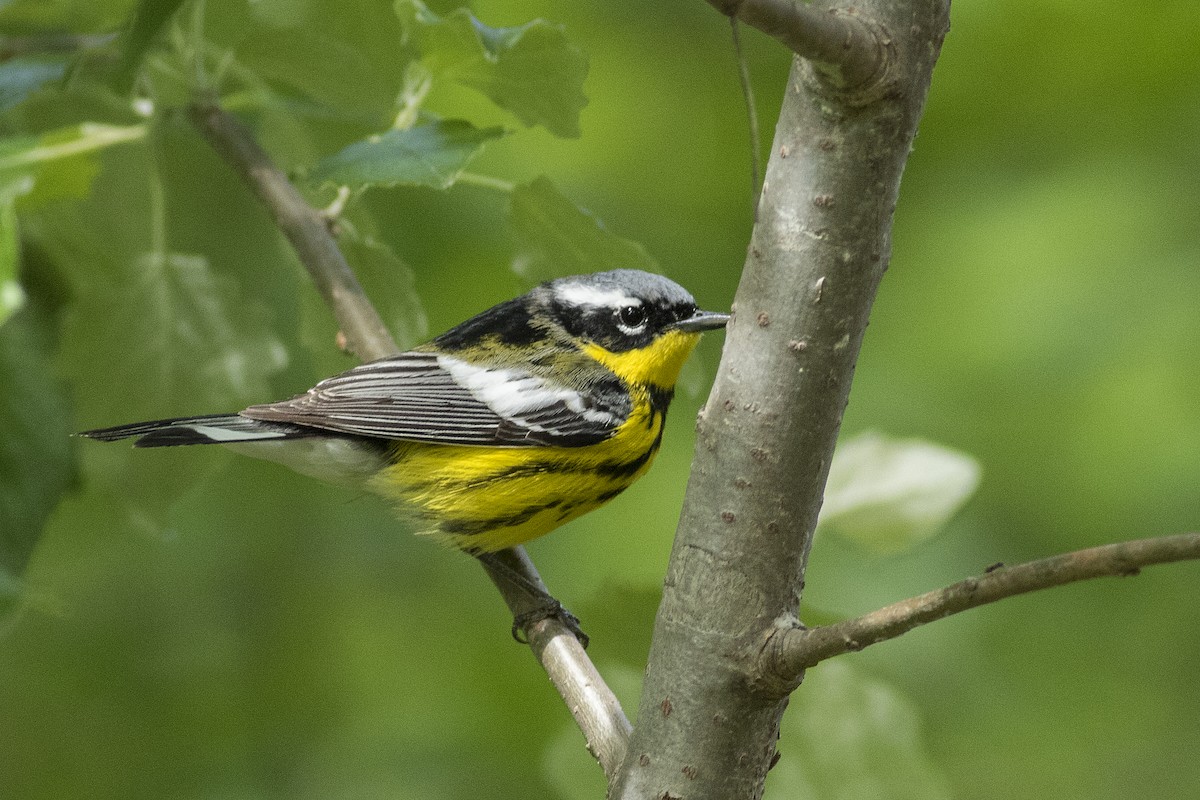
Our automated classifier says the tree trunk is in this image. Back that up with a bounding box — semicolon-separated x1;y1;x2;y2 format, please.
611;2;950;796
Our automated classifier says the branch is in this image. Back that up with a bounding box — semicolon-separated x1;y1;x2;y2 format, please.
186;97;630;769
187;97;398;363
478;550;632;776
611;0;948;795
765;532;1200;677
710;0;889;90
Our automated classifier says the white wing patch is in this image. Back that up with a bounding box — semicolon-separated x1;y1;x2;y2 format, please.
436;355;620;433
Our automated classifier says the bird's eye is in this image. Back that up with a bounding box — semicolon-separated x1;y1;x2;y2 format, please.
617;304;648;332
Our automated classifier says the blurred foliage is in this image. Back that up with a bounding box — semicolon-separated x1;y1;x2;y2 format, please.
764;660;954;800
0;1;1197;799
509;175;658;281
819;431;981;555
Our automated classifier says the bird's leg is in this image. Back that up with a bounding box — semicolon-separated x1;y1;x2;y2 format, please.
475;549;589;649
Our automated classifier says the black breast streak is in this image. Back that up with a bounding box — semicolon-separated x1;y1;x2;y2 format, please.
442;498;566;540
582;381;672;479
647;385;674;426
443;383;675;545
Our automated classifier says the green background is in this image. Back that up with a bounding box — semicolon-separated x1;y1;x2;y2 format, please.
1;1;1198;798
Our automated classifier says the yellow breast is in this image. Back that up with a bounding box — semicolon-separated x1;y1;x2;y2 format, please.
369;329;702;552
370;391;662;551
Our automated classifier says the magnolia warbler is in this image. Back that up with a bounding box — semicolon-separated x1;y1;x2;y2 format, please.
82;270;729;555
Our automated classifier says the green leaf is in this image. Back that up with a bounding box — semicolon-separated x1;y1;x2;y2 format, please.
31;124;291;428
509;176;656;281
396;0;588;138
308;120;506;191
63;250;288;424
766;660;954;800
0;123;145;209
0;299;75;582
17;126;309;530
820;431;981;555
338;226;427;349
207;0;408;118
54;247;288;525
112;0;187;94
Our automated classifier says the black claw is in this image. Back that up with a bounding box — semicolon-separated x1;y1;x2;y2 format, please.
512;601;589;649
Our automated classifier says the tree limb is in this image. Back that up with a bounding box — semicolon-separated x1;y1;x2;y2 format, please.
611;0;949;795
186;97;631;772
709;0;890;91
763;532;1200;678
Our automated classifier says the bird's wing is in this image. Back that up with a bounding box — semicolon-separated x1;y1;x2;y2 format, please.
240;351;630;448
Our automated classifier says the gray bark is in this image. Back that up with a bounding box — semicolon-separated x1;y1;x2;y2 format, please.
611;1;950;796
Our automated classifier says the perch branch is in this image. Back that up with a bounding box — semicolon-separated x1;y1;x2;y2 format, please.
479;550;632;775
766;532;1200;678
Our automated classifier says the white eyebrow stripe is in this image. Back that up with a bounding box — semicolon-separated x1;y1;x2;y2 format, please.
554;282;640;309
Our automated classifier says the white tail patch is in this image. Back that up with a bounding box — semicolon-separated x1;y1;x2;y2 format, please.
189;424;288;442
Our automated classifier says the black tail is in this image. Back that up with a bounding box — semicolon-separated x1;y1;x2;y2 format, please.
79;414;319;448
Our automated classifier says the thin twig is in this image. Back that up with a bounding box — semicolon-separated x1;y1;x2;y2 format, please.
765;532;1200;681
187;96;631;774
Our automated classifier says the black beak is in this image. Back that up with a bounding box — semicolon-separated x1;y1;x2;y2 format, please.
670;309;731;333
